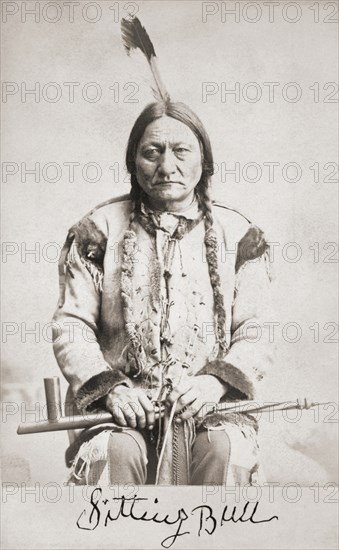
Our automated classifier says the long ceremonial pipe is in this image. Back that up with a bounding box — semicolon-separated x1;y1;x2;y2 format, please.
17;377;324;435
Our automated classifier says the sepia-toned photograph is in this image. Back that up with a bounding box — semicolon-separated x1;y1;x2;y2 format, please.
1;0;338;548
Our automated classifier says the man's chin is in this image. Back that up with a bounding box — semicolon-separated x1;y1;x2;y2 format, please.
151;190;184;202
145;190;192;211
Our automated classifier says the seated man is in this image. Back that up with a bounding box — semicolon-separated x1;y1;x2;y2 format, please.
52;100;273;485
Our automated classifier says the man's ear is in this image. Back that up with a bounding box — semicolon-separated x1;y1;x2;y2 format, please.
128;160;136;175
200;146;214;176
203;160;214;176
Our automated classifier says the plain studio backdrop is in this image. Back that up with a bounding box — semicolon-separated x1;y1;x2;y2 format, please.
1;0;338;494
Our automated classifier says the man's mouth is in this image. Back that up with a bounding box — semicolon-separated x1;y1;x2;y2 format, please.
154;181;182;186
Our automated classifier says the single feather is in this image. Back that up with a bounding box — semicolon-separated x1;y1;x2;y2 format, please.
121;16;170;104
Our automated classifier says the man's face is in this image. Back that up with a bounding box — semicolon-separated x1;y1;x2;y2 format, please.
135;116;203;211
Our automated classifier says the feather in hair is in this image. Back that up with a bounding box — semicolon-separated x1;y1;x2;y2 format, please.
121;16;170;104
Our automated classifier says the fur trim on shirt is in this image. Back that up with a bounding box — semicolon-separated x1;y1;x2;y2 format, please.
235;225;269;273
75;369;133;413
196;359;255;400
71;216;107;268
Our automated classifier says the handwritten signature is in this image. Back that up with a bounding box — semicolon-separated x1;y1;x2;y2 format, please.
77;488;278;548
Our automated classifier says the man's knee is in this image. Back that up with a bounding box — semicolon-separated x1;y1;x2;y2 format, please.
105;429;148;485
108;429;147;465
194;429;231;462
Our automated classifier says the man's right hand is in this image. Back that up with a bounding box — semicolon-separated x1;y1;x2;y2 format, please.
104;385;156;430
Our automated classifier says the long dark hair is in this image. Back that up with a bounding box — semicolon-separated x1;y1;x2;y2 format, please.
124;101;227;357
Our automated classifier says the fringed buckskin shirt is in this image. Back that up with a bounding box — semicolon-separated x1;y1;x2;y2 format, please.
53;194;273;484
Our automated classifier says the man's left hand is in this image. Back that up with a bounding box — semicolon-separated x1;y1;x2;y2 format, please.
166;374;228;422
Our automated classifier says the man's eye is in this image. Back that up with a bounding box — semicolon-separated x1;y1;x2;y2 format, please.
144;149;159;159
174;148;190;157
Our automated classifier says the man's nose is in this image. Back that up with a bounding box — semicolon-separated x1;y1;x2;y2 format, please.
157;150;176;176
